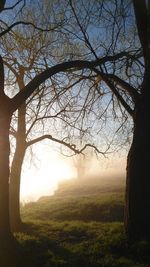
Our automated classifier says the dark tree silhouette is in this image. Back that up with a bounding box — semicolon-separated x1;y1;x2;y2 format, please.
124;0;150;240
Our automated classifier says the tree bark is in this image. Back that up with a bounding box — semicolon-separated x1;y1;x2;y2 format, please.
9;99;26;232
125;81;150;240
0;113;12;241
9;145;25;232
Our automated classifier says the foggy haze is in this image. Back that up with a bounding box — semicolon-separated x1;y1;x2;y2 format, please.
20;150;126;203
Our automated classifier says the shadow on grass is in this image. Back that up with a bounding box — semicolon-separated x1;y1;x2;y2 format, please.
1;222;150;267
0;233;78;267
13;222;88;267
0;237;27;267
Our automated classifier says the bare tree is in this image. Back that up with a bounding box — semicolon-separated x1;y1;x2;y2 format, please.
1;17;106;232
9;66;100;231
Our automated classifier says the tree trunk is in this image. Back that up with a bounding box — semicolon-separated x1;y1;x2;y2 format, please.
9;98;26;232
0;114;12;242
125;85;150;240
9;145;25;232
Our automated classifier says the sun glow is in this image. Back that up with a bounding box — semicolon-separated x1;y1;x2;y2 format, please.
20;155;75;203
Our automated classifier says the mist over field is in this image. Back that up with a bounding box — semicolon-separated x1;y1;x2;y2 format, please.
20;151;126;203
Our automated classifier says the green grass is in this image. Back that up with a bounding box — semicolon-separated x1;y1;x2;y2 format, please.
2;177;150;267
21;177;125;222
21;193;124;222
14;221;150;267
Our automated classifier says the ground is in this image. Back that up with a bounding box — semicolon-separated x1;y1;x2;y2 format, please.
1;176;150;267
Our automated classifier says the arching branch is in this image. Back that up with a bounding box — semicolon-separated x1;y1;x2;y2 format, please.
26;134;106;156
26;134;80;154
10;52;140;113
10;59;100;112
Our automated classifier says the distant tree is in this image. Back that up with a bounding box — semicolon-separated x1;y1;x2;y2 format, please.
73;154;87;179
0;0;149;247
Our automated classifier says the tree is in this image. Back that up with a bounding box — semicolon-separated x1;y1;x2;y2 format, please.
1;10;104;231
0;0;149;244
2;3;109;233
124;0;150;240
9;65;93;232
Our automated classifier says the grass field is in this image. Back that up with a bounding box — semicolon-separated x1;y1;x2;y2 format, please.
21;179;124;223
2;176;150;267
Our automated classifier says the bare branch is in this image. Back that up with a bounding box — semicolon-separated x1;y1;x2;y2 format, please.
26;134;80;154
10;59;96;111
69;0;98;59
105;79;134;117
0;20;59;38
11;52;139;112
92;68;134;117
26;134;107;157
80;143;108;156
3;60;18;78
108;74;140;102
2;0;24;11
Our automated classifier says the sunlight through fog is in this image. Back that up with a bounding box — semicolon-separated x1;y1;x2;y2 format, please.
20;144;126;203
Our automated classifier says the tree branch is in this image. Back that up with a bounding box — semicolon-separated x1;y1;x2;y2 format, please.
26;134;106;156
106;80;134;116
26;134;80;154
92;68;134;116
10;60;97;111
69;0;98;59
10;52;139;112
108;74;140;102
2;0;23;11
3;60;18;78
0;20;59;38
80;143;108;156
